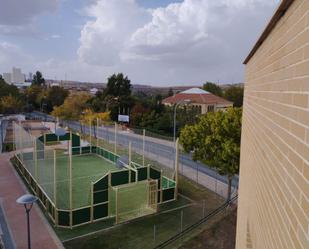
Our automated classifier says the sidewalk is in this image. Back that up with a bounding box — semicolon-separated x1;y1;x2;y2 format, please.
0;153;63;249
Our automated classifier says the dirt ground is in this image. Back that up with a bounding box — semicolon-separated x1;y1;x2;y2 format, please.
179;209;237;249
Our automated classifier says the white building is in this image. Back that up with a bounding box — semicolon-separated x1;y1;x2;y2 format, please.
11;67;25;83
3;73;12;84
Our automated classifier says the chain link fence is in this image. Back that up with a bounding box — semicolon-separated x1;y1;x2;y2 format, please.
28;111;238;198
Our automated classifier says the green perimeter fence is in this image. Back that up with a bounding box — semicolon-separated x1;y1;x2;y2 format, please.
12;122;176;228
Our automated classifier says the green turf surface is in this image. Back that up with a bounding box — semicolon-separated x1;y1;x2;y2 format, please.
23;153;118;209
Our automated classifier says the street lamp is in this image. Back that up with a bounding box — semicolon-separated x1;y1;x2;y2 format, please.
16;194;38;249
173;99;191;142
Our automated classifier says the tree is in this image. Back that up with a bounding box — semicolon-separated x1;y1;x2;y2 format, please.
224;86;244;107
25;85;44;110
103;73;131;97
0;95;23;114
45;86;69;112
51;93;91;121
167;88;174;97
32;71;45;86
88;73;134;121
203;82;223;97
180;108;242;200
0;77;20;98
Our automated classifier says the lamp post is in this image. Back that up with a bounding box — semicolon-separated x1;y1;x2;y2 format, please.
16;194;38;249
173;99;191;142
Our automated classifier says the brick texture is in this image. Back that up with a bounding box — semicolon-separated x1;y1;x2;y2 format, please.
236;0;309;248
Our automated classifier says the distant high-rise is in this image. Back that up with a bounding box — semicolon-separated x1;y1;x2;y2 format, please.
3;73;12;84
11;67;25;83
28;72;33;81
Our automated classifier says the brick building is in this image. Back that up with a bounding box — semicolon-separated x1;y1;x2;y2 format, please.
236;0;308;249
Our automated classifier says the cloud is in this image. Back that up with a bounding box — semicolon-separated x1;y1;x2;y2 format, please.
0;0;59;35
0;0;59;26
77;0;279;84
0;42;33;72
78;0;150;66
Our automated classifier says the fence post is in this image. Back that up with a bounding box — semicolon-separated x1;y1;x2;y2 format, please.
196;163;199;183
89;120;92;147
96;118;99;148
129;141;132;166
91;184;94;222
142;129;145;167
180;210;183;232
203;200;206;217
69;132;73;227
174;138;179;200
153;224;156;244
114;122;117;154
53;149;57;209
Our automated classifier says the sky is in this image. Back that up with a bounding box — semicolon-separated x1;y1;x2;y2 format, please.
0;0;280;86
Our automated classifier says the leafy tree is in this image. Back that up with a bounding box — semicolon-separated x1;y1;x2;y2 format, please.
0;77;20;98
168;88;174;97
45;86;69;112
180;108;242;200
0;95;23;114
32;71;45;87
224;86;244;107
25;85;44;109
203;82;223;97
51;93;91;121
103;73;131;97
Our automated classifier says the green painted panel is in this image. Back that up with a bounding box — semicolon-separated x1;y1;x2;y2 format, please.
162;188;175;202
137;167;147;181
94;190;108;204
72;133;80;147
93;203;108;220
72;208;91;225
93;175;109;191
130;170;136;183
111;170;129;186
46;133;58;142
58;211;70;226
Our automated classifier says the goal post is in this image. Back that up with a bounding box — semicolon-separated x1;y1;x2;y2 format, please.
113;180;158;224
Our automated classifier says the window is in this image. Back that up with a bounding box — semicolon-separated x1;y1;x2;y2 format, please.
207;105;214;112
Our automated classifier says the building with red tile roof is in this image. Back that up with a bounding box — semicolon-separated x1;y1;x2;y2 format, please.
162;88;233;114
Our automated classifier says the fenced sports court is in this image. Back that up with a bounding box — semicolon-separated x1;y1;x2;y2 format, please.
12;122;177;228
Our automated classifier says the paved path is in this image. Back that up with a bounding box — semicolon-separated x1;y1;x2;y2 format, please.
0;153;63;249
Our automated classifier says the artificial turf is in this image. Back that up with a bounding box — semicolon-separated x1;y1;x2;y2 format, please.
23;153;119;209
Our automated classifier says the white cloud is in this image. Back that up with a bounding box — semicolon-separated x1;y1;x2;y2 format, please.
77;0;279;84
78;0;150;66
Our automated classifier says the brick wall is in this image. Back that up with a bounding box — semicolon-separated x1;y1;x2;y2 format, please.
236;0;309;248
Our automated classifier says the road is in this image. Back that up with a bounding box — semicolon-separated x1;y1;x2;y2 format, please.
28;111;238;197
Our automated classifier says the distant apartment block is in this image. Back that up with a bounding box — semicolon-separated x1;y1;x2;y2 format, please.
2;67;25;84
236;0;308;249
162;87;233;114
3;72;12;84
